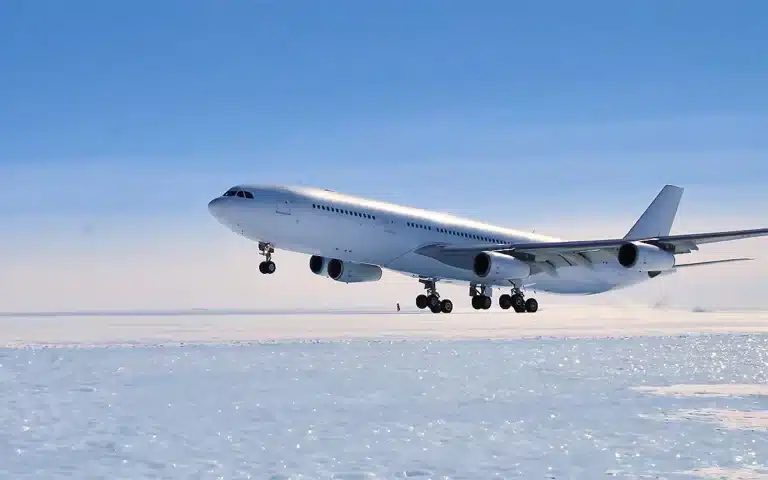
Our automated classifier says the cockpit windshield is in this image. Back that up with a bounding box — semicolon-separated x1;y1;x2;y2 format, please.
223;189;253;199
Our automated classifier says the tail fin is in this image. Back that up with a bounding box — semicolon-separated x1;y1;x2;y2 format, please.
624;185;684;239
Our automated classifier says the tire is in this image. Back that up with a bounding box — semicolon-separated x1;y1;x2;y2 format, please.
416;294;428;309
525;298;538;313
471;296;481;310
499;294;511;310
482;296;492;310
511;294;524;310
427;295;440;309
441;299;453;313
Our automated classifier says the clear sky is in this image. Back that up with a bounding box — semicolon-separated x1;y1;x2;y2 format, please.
1;1;767;312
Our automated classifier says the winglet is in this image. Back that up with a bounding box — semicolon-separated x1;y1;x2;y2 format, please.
624;185;684;239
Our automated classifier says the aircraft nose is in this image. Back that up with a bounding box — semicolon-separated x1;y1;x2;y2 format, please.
208;197;226;218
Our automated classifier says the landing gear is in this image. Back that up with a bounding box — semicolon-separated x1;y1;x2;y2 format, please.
471;295;492;310
258;242;276;274
469;284;492;310
500;284;538;313
415;279;453;313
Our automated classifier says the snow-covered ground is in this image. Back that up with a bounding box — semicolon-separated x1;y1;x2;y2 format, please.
2;308;767;478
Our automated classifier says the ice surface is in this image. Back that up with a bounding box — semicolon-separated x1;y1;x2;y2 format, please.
3;305;768;347
2;334;768;478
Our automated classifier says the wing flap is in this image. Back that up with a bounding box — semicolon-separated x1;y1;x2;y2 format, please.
674;257;754;268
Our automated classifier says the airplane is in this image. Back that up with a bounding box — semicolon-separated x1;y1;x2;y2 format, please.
207;184;768;314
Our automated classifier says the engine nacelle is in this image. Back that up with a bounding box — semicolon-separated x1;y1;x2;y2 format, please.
473;251;531;280
309;255;329;277
617;242;676;271
326;259;383;283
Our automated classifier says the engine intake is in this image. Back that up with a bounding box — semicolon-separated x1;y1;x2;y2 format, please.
326;259;383;283
309;255;328;276
473;251;531;280
617;242;675;271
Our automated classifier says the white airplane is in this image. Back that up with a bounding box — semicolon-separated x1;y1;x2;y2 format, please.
208;184;767;314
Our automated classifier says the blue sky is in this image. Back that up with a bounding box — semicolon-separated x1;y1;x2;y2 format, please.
1;1;767;310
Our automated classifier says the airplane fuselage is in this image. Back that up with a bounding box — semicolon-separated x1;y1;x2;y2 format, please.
208;185;650;295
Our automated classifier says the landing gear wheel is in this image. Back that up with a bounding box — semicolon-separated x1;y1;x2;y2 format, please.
525;298;538;313
429;304;442;314
471;295;492;310
510;293;525;310
499;294;512;310
427;294;440;310
481;295;492;310
471;296;482;310
440;299;453;313
416;294;428;309
259;261;276;274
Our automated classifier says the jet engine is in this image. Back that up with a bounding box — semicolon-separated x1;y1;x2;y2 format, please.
326;258;383;283
473;251;531;280
309;255;329;277
617;242;675;271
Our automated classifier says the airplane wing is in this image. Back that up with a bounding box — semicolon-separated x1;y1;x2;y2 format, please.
436;227;768;256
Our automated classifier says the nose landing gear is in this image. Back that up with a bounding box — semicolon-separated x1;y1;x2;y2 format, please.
258;242;276;274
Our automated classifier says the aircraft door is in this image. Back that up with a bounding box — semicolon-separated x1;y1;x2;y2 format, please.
276;200;291;215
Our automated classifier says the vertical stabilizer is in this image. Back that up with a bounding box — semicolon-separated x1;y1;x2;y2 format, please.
624;185;684;239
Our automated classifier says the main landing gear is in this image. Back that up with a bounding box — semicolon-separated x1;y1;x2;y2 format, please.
415;279;453;314
498;285;538;313
257;242;276;274
469;284;493;310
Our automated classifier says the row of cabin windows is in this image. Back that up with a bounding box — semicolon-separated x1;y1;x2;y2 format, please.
223;189;254;199
406;221;503;244
312;203;376;220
